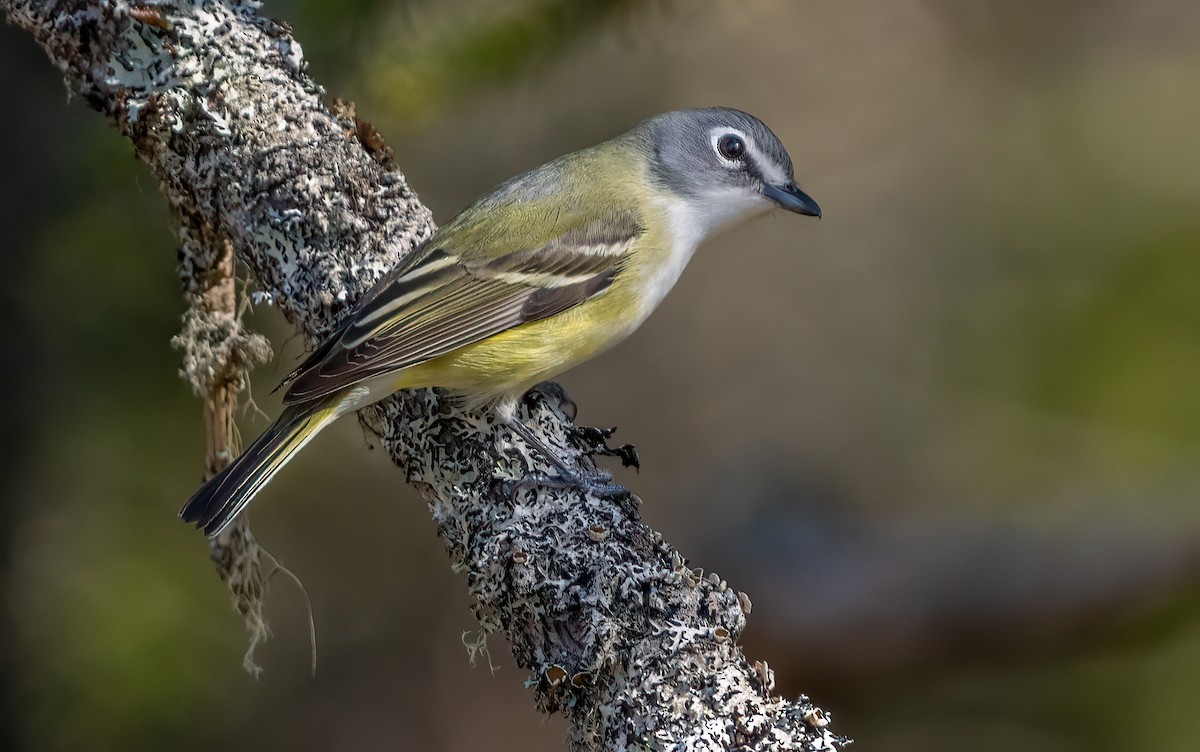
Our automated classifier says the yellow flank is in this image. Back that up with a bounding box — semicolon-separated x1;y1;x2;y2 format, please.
390;281;640;395
389;135;674;398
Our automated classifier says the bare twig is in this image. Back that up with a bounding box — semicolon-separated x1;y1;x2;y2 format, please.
1;1;845;748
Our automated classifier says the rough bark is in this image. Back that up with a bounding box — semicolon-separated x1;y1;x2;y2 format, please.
1;1;847;749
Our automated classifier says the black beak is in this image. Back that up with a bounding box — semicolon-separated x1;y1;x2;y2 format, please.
763;182;822;218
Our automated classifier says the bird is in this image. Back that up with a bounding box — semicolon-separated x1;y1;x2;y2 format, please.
180;107;821;537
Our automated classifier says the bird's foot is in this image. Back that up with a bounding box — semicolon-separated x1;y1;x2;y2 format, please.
506;467;629;501
502;391;635;503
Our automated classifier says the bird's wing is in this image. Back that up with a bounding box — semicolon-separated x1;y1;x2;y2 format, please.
281;211;643;404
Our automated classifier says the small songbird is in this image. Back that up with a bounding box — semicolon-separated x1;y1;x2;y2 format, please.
181;108;821;537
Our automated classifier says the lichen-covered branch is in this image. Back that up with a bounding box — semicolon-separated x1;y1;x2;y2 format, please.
1;1;846;748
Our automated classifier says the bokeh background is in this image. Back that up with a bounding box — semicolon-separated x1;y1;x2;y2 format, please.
3;1;1200;750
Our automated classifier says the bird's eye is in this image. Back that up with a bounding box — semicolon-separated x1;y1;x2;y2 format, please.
717;134;745;161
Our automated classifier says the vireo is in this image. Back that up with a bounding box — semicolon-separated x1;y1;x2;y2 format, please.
182;108;820;537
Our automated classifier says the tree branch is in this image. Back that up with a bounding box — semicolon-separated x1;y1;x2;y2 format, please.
2;1;846;748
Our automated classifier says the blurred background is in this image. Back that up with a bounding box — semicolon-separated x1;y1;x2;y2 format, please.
3;0;1200;750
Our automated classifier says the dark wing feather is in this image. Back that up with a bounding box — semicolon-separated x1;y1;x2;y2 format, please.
282;214;642;405
275;243;447;391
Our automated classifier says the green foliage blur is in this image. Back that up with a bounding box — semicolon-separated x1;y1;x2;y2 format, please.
2;1;1200;750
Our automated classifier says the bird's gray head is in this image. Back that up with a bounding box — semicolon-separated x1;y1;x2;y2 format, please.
640;108;820;235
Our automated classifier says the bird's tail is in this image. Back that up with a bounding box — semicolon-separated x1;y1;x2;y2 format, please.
180;396;342;538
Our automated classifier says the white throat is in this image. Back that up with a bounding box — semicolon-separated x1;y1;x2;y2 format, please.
637;191;765;320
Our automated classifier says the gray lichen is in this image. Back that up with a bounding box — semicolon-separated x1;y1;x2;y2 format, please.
2;1;847;748
170;211;271;399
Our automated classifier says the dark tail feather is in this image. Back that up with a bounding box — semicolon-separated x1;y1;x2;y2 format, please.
180;398;339;537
